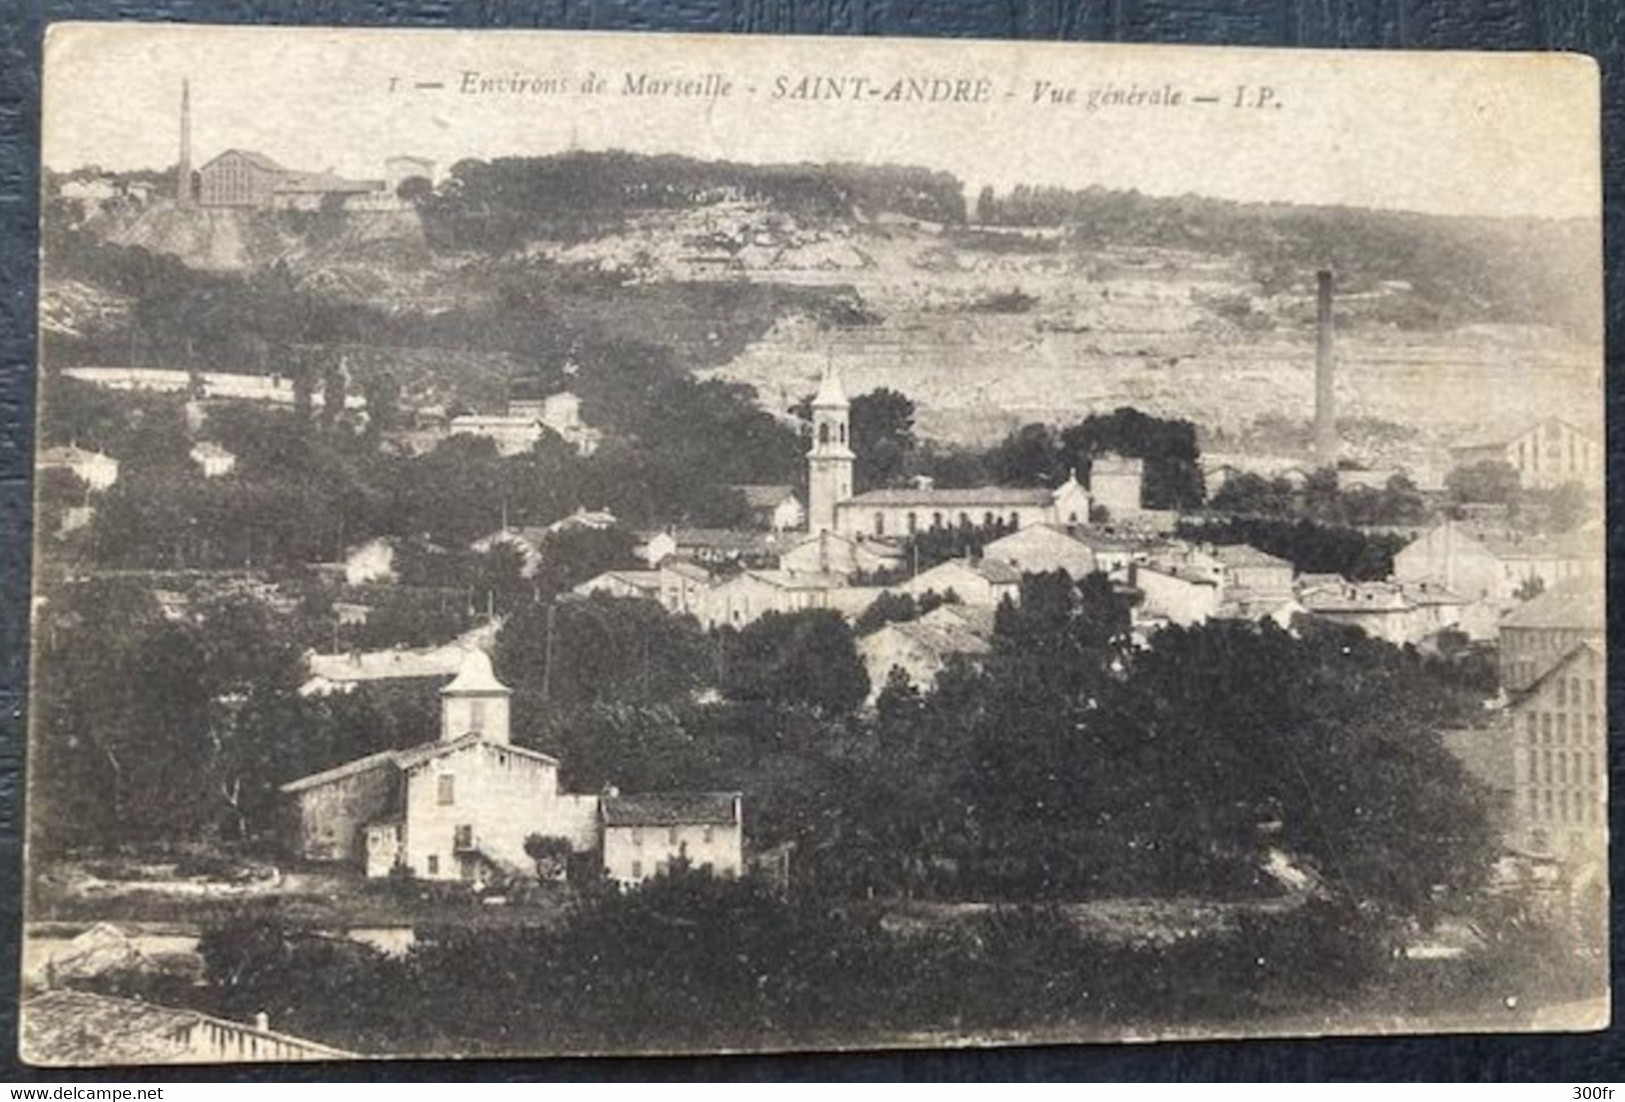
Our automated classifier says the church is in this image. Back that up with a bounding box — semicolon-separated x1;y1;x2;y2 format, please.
805;367;1135;540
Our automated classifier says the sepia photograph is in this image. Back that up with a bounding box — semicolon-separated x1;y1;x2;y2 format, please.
19;23;1607;1065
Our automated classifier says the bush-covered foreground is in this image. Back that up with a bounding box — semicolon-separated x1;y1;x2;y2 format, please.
101;868;1588;1057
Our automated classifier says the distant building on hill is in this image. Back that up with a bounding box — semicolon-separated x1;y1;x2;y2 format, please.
1449;417;1600;489
38;445;119;492
1392;520;1601;605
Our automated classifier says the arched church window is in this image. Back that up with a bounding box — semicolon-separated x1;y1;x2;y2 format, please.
983;511;995;527
906;512;918;534
839;424;847;444
1009;512;1019;527
932;512;943;530
874;513;885;536
819;423;830;444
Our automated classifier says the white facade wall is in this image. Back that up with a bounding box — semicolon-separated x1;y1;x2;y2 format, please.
1132;567;1220;627
603;819;743;885
400;744;563;880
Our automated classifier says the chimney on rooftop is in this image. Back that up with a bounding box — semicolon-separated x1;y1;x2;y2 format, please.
1314;269;1337;469
253;1011;270;1033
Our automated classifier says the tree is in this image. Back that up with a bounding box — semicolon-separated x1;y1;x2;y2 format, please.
987;423;1065;487
974;184;997;224
523;834;575;882
1445;460;1521;505
1061;407;1205;510
722;610;869;715
849;388;917;490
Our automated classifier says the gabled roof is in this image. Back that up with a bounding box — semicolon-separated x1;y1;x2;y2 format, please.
199;148;289;174
919;602;997;638
1211;543;1292;569
732;484;800;509
20;989;354;1066
602;791;740;827
917;558;1022;585
1511;640;1604;706
845;486;1054;508
279;748;400;794
659;559;713;582
395;733;558;771
885;618;994;659
1501;584;1605;631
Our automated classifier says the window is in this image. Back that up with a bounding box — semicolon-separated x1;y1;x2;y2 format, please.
932;512;943;530
983;511;995;527
427;855;439;876
1543;789;1554;820
704;825;715;844
1527;749;1536;780
818;423;830;444
469;698;486;732
1557;714;1567;742
1558;754;1568;784
1556;679;1567;706
1587;679;1598;705
668;826;680;846
631;860;642;880
907;512;917;534
1526;714;1537;743
874;512;885;536
1528;788;1538;815
1542;750;1552;783
632;827;644;847
1559;791;1569;822
958;512;970;527
839;423;847;444
454;824;473;850
1541;713;1552;742
437;775;455;806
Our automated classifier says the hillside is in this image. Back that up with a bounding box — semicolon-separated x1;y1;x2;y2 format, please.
45;153;1602;477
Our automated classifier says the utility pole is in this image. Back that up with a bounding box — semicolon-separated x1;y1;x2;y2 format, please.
540;601;557;702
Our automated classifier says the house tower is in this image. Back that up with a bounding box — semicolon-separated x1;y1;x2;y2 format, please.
440;649;511;744
806;362;854;533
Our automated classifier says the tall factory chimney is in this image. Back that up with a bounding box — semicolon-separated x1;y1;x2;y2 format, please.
1314;268;1337;468
176;79;193;206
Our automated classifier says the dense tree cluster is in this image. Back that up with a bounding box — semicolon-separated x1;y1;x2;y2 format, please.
1176;516;1408;579
1210;468;1428;528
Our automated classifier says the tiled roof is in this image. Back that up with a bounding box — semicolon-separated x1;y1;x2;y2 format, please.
20;989;353;1066
203;148;288;173
602;791;740;827
920;603;997;638
1211;543;1292;568
660;559;713;582
395;733;558;772
845;486;1054;508
888;619;994;658
732;484;799;509
1500;584;1605;631
279;748;400;794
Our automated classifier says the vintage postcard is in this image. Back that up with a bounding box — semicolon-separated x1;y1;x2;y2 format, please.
24;23;1605;1064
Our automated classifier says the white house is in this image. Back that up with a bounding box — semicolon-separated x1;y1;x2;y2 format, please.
897;558;1022;608
732;484;806;532
858;604;994;704
982;524;1099;579
600;792;743;886
1393;521;1602;605
282;651;599;882
572;570;662;601
1128;562;1221;627
188;441;237;478
38;445;119;492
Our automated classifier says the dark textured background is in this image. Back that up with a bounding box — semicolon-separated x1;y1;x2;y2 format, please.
1;0;1620;1082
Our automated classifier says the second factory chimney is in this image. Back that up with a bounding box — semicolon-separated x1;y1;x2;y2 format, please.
1314;268;1337;468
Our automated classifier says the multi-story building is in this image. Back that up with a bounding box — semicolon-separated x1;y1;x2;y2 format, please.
1449;416;1601;489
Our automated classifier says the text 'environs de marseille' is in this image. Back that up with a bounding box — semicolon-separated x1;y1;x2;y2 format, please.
456;70;1199;109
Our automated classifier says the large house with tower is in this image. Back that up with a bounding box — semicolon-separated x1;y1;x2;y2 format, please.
804;367;1138;540
280;650;739;885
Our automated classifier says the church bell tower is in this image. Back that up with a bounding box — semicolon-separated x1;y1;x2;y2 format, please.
806;363;854;534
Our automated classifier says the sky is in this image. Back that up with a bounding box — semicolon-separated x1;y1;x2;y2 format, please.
42;22;1602;220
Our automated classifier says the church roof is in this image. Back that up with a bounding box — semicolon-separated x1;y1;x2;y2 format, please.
732;483;800;509
440;649;510;695
845;486;1053;508
811;365;849;408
